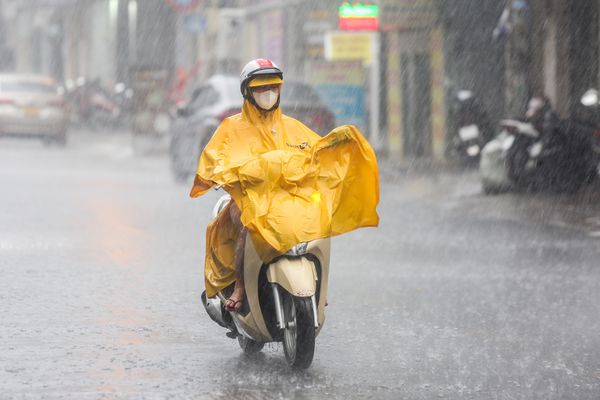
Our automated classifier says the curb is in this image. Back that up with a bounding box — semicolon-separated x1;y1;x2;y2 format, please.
377;156;477;179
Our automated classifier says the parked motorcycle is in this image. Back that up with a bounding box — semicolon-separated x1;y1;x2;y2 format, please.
480;118;593;194
450;90;494;163
113;82;135;127
86;89;121;130
201;194;330;369
65;79;122;130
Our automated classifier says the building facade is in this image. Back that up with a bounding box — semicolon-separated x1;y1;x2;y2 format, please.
439;0;600;158
380;0;446;160
4;0;600;162
534;0;599;116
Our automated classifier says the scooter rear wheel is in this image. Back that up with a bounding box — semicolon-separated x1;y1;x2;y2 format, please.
282;293;315;369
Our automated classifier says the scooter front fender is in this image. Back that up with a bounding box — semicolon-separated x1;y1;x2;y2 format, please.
267;257;317;297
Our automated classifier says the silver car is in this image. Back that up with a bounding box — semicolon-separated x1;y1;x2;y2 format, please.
169;75;244;182
0;74;69;145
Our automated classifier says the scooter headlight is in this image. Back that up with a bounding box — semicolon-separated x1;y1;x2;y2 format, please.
285;242;308;256
467;145;480;156
502;134;516;151
529;142;543;158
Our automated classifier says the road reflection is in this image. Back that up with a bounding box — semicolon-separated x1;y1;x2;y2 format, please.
83;194;145;266
206;351;340;400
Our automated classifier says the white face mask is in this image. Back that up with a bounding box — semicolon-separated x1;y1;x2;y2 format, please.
253;90;279;110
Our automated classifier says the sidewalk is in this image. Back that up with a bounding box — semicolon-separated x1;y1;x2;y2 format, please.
377;154;471;181
377;153;600;237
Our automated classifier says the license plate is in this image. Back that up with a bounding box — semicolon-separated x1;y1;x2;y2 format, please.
24;107;40;117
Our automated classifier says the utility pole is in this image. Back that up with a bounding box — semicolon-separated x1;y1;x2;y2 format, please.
136;0;175;74
0;0;9;71
116;0;130;84
49;6;65;82
505;0;531;117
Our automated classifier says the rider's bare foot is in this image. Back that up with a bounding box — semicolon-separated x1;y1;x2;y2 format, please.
224;282;245;313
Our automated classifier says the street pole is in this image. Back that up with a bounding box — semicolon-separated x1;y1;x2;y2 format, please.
136;0;175;74
370;32;381;150
49;7;65;82
505;0;531;117
0;0;7;71
116;0;129;85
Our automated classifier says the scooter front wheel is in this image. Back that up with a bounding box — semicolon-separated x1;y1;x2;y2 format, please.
281;293;315;369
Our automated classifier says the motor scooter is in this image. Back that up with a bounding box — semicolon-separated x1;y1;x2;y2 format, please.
454;124;485;160
450;90;494;163
201;194;330;369
480;119;592;194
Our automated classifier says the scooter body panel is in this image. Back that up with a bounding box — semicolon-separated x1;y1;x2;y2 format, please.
306;238;330;334
231;233;274;342
218;234;331;343
480;133;513;189
208;196;331;344
266;257;317;297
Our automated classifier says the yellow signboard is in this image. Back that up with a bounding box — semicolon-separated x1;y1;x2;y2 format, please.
324;32;374;64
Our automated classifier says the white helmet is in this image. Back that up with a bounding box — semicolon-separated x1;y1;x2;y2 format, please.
239;58;283;98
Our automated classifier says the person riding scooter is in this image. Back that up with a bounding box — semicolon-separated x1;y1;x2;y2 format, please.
190;59;379;316
525;95;560;142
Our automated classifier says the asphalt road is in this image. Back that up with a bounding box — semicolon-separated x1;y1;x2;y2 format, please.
1;131;599;399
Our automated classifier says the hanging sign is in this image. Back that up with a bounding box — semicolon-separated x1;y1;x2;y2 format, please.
338;2;379;31
325;31;374;64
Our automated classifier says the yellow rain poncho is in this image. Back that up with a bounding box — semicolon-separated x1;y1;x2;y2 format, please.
191;101;379;297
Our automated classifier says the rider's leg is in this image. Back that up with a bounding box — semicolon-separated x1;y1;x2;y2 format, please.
225;202;246;312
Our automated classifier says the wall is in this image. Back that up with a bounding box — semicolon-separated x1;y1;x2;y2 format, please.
536;0;599;116
440;0;505;127
135;0;175;75
381;0;445;160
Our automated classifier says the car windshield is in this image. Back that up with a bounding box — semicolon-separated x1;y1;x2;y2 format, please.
188;79;240;110
281;83;322;104
0;81;58;94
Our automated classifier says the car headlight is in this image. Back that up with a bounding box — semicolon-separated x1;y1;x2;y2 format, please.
285;242;308;256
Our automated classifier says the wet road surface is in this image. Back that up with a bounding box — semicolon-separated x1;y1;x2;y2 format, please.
1;132;599;399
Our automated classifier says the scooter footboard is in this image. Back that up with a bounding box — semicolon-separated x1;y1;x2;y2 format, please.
267;257;318;297
480;138;512;187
